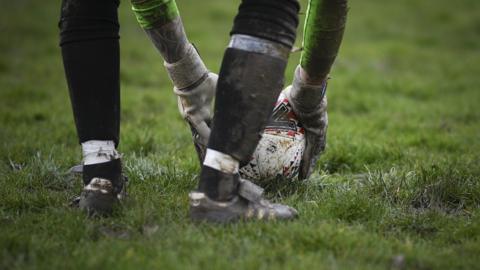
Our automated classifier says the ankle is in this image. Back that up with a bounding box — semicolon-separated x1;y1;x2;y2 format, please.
81;140;120;165
198;166;240;201
83;159;123;193
198;149;241;201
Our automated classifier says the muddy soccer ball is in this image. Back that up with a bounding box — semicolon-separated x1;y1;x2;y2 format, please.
239;92;305;182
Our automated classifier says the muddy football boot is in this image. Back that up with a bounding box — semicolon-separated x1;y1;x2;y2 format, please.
284;65;328;180
70;159;126;216
190;178;298;223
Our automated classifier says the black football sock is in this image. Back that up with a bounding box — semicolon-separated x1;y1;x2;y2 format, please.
59;0;121;146
82;159;123;194
198;0;300;201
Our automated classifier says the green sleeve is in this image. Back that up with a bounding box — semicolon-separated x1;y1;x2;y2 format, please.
131;0;180;29
300;0;348;80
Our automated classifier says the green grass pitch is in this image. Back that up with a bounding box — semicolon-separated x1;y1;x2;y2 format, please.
0;0;479;269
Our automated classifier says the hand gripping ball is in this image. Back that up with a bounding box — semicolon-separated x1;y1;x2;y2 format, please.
239;92;305;182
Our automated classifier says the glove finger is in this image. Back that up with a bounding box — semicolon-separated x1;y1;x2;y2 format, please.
188;118;211;145
298;134;314;180
186;119;211;162
299;131;326;180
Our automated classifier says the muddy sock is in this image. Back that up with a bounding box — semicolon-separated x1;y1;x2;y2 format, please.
197;0;300;201
82;159;123;194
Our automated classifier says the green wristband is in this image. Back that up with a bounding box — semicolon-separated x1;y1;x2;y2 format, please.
131;0;180;29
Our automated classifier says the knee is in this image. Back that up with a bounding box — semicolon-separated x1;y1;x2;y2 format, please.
231;0;300;48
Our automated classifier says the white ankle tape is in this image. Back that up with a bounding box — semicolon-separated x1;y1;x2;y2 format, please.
164;43;208;90
203;148;239;174
81;140;120;165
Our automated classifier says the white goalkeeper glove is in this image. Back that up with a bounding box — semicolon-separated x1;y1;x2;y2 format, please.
284;65;328;180
165;44;217;161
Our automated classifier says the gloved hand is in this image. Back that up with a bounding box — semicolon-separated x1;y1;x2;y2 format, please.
174;72;218;161
284;65;328;180
164;44;217;162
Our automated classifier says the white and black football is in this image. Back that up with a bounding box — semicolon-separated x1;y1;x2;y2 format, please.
239;92;305;182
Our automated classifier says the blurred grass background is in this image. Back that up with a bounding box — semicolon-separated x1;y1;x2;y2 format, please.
0;0;479;269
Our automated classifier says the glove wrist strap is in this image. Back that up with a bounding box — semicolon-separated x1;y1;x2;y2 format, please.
164;43;208;90
290;65;327;112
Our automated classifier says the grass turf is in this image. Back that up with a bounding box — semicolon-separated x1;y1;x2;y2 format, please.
1;0;479;269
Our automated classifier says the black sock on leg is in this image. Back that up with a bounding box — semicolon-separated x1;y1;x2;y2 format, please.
197;0;300;201
59;0;121;145
83;159;123;194
198;166;239;201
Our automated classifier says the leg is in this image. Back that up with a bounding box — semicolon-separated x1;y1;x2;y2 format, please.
131;0;217;162
286;0;348;179
59;0;124;215
190;0;301;223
